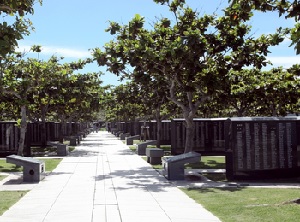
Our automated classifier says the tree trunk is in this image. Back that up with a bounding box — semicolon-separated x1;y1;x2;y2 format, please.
184;116;194;153
237;108;243;117
59;115;66;143
17;105;27;156
155;108;162;148
168;81;204;154
40;106;47;147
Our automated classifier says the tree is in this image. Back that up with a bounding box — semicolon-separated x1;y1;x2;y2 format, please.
133;74;180;146
0;52;37;155
0;46;97;153
105;83;146;122
0;0;42;58
227;69;263;116
227;68;300;116
47;66;102;141
229;0;300;54
286;64;300;113
94;0;286;153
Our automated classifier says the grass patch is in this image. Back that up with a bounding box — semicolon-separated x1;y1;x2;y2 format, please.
0;158;62;216
144;156;226;171
148;145;171;155
0;158;62;173
128;142;172;154
0;191;28;216
240;176;300;184
141;157;163;170
0;175;7;181
203;173;227;181
186;156;225;169
41;158;63;172
0;160;22;173
181;187;300;222
31;146;57;156
128;145;136;152
31;143;71;156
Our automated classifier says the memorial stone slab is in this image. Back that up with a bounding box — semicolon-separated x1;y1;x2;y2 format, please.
225;117;299;180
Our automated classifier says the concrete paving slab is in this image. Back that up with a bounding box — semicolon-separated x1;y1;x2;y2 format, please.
0;131;221;222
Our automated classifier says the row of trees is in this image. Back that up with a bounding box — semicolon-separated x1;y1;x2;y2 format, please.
0;48;106;154
0;1;108;155
92;0;300;153
1;0;300;154
104;66;300;119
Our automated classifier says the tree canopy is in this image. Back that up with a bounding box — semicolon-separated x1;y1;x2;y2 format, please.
93;0;289;152
0;0;42;58
228;0;300;54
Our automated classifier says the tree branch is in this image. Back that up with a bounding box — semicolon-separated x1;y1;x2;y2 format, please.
168;79;185;110
2;88;21;99
0;5;14;12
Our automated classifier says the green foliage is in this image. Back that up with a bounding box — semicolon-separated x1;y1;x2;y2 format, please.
0;49;105;123
0;0;42;57
290;23;300;54
229;0;300;54
226;67;300;116
93;0;289;151
103;83;145;121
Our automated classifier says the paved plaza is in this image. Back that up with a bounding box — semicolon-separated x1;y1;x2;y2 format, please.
0;131;221;222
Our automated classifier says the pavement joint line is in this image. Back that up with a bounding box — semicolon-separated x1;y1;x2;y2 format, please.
146;183;172;221
41;157;81;222
92;145;100;222
103;146;123;222
1;132;299;222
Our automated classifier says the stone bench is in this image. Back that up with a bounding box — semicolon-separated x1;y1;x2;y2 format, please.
162;151;201;180
136;140;157;155
111;129;123;136
110;128;117;134
47;141;69;156
64;136;80;146
6;155;45;183
146;148;164;164
125;135;140;145
120;133;131;140
77;132;86;139
115;131;123;137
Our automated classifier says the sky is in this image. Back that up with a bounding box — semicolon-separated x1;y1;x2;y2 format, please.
13;0;300;86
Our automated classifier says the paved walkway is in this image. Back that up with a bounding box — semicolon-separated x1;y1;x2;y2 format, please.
0;131;221;222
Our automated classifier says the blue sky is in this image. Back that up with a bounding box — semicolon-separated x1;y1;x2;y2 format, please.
16;0;300;86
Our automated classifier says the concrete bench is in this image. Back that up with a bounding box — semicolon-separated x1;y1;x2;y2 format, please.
136;140;157;155
162;151;201;180
115;131;123;137
6;155;45;183
47;141;69;156
111;129;122;136
110;128;117;134
125;135;140;145
77;132;86;139
146;148;164;164
120;133;130;140
64;136;80;146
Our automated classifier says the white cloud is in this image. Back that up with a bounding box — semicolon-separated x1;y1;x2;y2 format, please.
16;45;91;59
15;45;300;69
267;56;300;68
42;46;91;58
